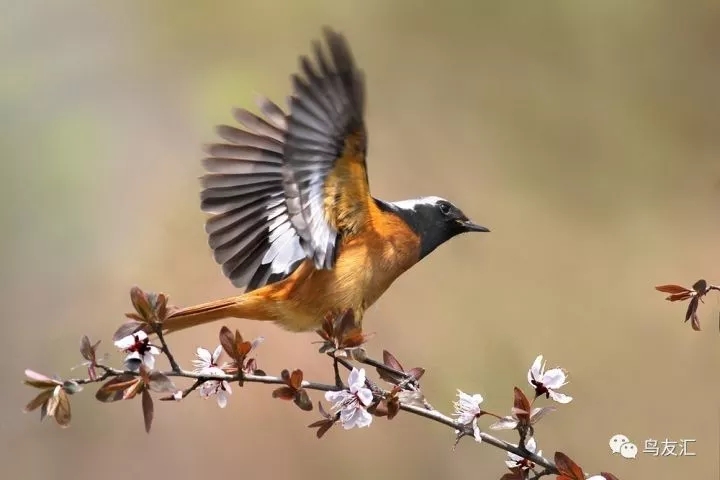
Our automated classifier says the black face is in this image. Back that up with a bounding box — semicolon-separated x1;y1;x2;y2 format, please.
376;197;490;260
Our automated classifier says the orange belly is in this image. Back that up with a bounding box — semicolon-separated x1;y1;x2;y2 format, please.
243;212;420;331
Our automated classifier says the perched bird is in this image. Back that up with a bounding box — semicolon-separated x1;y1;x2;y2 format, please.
162;28;489;334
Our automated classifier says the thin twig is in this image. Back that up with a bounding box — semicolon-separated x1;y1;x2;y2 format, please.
88;355;557;473
152;323;181;373
92;363;338;392
398;403;557;473
529;467;553;479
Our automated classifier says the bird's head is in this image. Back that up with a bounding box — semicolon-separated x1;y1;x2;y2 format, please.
385;196;489;260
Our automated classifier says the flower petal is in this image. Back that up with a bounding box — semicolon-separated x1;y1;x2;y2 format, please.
528;355;543;385
489;416;518;430
221;380;232;395
541;368;567;389
356;387;373;407
341;405;372;429
348;368;365;391
216;390;228;408
548;390;573;404
143;353;156;370
525;436;537;453
196;347;212;366
212;345;223;363
472;421;482;443
114;335;136;350
325;390;349;405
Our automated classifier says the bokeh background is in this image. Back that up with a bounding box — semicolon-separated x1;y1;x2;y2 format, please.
2;1;720;479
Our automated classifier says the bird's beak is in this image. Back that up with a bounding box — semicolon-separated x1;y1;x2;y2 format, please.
461;220;490;233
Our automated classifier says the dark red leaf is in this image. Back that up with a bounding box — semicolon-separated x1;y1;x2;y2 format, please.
554;452;585;480
499;467;525;480
152;293;169;321
219;326;237;359
95;375;137;403
512;387;531;421
667;292;694;302
294;389;313;411
383;350;404;371
289;369;303;390
141;389;154;433
79;335;98;362
386;398;400;420
130;286;152;320
318;401;332;420
112;320;144;342
272;386;296;400
655;284;691;294
24;370;61;389
148;372;176;393
692;279;707;293
54;389;72;427
308;419;334;439
24;389;54;413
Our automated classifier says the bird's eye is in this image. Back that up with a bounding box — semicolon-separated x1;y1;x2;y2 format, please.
439;202;451;215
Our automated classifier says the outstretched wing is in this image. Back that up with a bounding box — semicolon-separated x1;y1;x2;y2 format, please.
282;27;370;270
199;28;370;291
201;98;307;291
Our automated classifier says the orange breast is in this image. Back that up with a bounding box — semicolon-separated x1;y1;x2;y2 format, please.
256;204;420;331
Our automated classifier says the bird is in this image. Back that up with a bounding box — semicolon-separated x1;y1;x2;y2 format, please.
161;27;489;335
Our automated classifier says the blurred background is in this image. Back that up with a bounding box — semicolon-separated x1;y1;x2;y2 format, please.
2;1;720;479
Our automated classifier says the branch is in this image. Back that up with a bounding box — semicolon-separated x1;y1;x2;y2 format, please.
22;286;620;480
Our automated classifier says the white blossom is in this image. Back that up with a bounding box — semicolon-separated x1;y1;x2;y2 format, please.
505;437;542;470
193;346;232;408
452;390;484;442
527;354;573;404
114;331;160;371
324;368;373;429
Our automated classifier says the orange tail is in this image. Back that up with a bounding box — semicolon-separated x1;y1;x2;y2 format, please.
161;294;271;335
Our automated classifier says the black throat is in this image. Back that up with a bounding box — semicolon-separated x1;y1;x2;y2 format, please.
373;198;460;260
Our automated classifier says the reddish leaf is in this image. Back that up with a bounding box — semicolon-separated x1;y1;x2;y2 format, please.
150;292;169;321
599;473;620;480
383;350;404;371
141;389;154;433
308;419;335;438
407;367;425;381
122;379;144;400
24;389;54;413
219;326;237;359
692;279;707;293
512;387;531;423
499;467;525;480
289;369;303;390
95;375;137;403
272;387;296;400
554;452;585;480
655;284;692;294
130;286;152;321
294;389;313;411
54;389;72;427
148;372;176;393
318;401;332;420
24;370;61;389
386;398;400;419
79;335;100;362
112;320;144;342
